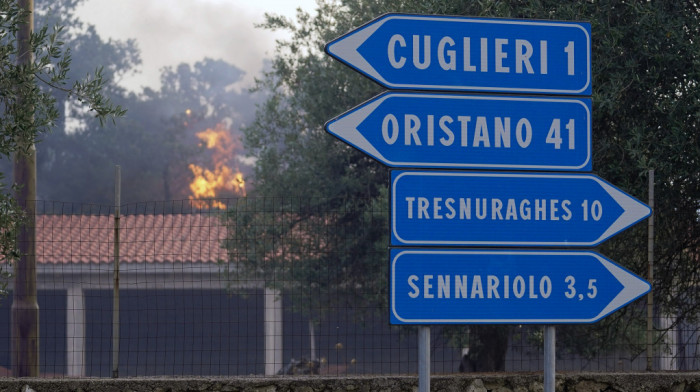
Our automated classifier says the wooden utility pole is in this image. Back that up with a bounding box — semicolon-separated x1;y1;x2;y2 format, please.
11;0;39;377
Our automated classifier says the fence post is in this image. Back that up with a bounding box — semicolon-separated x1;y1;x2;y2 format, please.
112;166;121;378
66;286;85;377
264;288;283;375
646;169;654;371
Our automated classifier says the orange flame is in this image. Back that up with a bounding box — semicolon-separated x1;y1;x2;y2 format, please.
188;124;246;209
197;126;234;154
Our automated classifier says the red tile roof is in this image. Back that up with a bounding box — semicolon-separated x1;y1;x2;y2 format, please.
35;214;228;264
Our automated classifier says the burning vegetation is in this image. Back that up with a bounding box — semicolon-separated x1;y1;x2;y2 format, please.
188;123;246;209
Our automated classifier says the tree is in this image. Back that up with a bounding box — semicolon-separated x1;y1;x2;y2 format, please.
31;57;258;204
232;0;700;371
0;0;126;376
137;58;257;202
0;0;137;201
34;0;139;131
0;0;257;204
0;0;125;149
224;1;390;330
0;0;126;272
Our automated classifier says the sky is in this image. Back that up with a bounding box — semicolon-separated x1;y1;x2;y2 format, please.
76;0;319;92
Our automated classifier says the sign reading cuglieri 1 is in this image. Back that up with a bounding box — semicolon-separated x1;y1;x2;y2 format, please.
325;13;591;95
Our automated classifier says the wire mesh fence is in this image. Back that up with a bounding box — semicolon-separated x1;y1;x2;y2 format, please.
0;198;693;377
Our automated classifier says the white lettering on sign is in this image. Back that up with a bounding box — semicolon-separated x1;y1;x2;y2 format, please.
404;197;575;221
406;274;552;299
388;35;406;68
380;113;579;151
387;34;563;75
381;114;539;149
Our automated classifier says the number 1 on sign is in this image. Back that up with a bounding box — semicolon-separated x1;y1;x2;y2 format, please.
565;41;575;75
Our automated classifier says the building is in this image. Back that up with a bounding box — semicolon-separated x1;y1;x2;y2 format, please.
1;211;448;377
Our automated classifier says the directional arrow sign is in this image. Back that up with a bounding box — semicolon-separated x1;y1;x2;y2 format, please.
390;249;651;324
326;92;592;171
326;14;591;95
391;171;651;247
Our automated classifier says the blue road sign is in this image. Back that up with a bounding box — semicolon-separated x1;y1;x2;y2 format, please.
390;249;650;324
325;92;592;171
325;14;591;95
391;171;651;247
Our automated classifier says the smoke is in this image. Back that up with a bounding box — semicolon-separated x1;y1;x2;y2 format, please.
78;0;288;92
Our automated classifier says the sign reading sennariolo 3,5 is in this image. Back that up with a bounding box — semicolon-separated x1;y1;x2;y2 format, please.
390;249;650;324
325;92;592;171
391;171;651;247
325;14;591;95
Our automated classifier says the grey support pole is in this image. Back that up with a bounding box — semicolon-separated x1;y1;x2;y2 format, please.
544;325;555;392
418;326;430;392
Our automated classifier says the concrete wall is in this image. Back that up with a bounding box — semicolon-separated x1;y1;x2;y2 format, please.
1;373;700;392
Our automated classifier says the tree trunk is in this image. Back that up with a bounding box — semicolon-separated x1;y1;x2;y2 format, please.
11;0;39;377
469;325;509;372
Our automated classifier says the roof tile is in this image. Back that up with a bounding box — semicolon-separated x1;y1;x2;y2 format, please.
35;214;228;264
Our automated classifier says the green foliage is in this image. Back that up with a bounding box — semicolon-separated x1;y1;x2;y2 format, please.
229;1;400;321
222;193;388;320
0;1;125;149
0;0;126;291
0;187;22;301
3;1;257;204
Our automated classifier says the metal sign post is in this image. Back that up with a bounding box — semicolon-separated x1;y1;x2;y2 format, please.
418;327;430;392
544;326;556;392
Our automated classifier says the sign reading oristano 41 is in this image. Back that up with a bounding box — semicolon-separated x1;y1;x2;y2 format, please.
325;14;592;95
325;92;592;171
